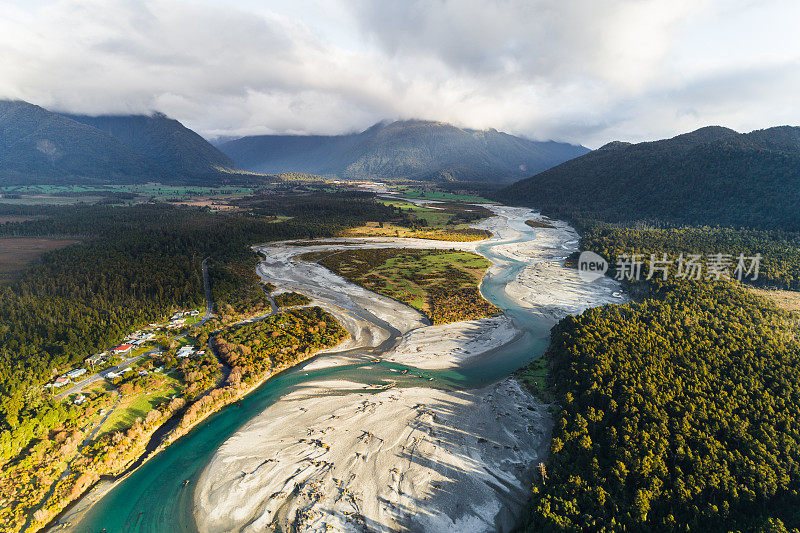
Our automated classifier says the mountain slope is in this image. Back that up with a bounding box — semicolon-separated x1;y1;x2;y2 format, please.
0;100;159;183
495;126;800;230
68;112;235;177
0;100;237;184
220;120;588;183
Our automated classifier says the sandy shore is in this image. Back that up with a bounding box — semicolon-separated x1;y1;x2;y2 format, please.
382;315;519;370
194;205;623;532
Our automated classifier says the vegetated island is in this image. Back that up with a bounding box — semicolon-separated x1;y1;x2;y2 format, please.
301;247;501;325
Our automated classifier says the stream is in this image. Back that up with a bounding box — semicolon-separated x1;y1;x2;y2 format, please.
71;207;562;533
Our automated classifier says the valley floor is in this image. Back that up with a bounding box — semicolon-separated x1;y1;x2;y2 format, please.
194;205;623;532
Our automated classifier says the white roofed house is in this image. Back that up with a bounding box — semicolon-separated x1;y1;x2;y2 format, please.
50;376;70;388
65;368;87;379
176;345;195;358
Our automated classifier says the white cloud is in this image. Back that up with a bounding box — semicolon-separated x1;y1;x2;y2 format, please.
1;0;799;147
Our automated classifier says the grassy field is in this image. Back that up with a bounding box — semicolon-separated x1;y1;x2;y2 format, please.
517;357;550;399
0;195;105;205
99;374;182;435
303;248;500;324
0;215;45;224
393;187;496;204
0;183;256;206
0;237;80;273
343;198;492;242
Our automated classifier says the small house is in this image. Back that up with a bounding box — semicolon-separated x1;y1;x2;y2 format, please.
112;344;134;356
85;353;105;367
66;368;87;379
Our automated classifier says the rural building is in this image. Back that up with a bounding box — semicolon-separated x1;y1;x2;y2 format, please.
51;376;69;387
66;368;87;379
85;353;105;366
112;344;134;355
73;394;86;405
176;346;195;358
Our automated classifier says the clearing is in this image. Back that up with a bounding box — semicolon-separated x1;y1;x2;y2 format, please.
0;237;80;273
343;199;493;242
747;287;800;313
98;373;183;436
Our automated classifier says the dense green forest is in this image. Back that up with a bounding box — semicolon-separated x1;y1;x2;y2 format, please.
522;280;800;532
578;223;800;291
0;192;397;462
497;126;800;231
521;217;800;531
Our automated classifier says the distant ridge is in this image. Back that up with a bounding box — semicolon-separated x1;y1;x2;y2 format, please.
68;112;235;178
219;119;588;183
496;125;800;230
0;99;236;184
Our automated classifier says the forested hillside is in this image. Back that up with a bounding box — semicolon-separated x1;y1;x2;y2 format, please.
0;100;158;183
0;100;237;185
497;126;800;230
67;113;235;178
520;213;800;531
220;119;588;183
579;223;800;290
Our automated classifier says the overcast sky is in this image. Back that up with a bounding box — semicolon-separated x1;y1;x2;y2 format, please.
2;0;799;147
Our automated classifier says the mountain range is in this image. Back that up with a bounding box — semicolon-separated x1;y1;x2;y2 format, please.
496;126;800;230
0;100;235;185
218;120;588;182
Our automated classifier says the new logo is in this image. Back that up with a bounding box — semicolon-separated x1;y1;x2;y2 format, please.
577;251;608;282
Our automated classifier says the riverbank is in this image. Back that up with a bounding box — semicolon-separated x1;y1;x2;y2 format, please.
193;206;624;532
45;307;353;533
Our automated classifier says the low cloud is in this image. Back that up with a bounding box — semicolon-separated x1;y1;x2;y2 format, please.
1;0;798;147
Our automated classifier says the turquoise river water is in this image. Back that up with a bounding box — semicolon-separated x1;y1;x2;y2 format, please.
74;213;556;532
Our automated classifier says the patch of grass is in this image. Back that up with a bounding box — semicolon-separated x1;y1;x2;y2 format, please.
99;375;182;435
747;287;800;313
395;187;496;204
343;222;489;242
517;357;550;400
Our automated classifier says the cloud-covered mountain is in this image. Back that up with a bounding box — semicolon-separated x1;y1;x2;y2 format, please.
67;112;235;178
496;125;800;230
0;100;236;184
220;120;588;183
